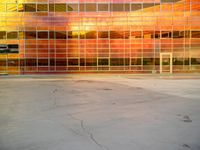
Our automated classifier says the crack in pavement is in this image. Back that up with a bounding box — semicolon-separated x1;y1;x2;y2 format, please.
68;113;110;150
90;133;109;150
81;120;110;150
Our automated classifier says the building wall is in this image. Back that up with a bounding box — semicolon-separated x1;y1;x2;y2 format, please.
0;0;200;74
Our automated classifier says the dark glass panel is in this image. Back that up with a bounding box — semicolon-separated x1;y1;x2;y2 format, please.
0;44;18;53
0;60;6;66
26;59;37;66
7;44;19;53
49;31;55;39
37;4;48;12
80;58;85;66
191;58;200;65
161;0;180;2
24;4;36;12
98;31;108;38
173;31;184;38
155;31;160;38
38;31;48;39
131;58;142;65
173;58;184;65
7;32;18;39
86;3;96;12
20;59;25;67
111;4;124;11
191;31;200;38
110;31;124;39
110;58;124;66
143;58;154;65
143;3;154;9
38;59;48;66
55;4;66;12
125;58;130;66
86;31;97;39
56;59;67;66
98;59;108;65
50;59;55;66
68;59;79;66
131;4;142;11
131;31;142;38
125;4;130;11
124;31;130;39
86;58;97;66
8;59;19;66
155;58;160;65
0;44;8;53
55;31;67;39
0;31;6;39
185;30;190;38
161;31;172;38
98;4;108;11
184;58;189;65
25;31;36;39
67;4;78;11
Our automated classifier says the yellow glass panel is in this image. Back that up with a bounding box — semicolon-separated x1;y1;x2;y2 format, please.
0;4;6;12
7;3;17;12
8;54;19;59
18;3;23;12
0;0;18;2
18;31;24;39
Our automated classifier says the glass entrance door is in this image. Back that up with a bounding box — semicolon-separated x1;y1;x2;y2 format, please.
160;53;172;74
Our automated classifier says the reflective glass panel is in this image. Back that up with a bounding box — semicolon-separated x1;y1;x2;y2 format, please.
24;4;36;12
7;3;17;12
7;31;18;39
37;4;48;12
55;4;66;12
67;4;78;11
98;4;108;11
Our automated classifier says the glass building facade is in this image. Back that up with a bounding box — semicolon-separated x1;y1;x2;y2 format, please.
0;0;200;74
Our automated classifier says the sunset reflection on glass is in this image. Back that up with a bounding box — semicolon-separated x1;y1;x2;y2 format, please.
0;0;200;74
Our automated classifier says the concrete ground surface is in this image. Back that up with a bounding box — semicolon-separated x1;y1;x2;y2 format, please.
0;75;200;150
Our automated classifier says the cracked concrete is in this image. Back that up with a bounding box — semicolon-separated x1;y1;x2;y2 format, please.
81;120;109;150
0;75;200;150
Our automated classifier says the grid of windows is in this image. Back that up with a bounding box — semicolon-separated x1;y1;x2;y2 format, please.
0;0;200;74
1;30;200;39
0;2;199;12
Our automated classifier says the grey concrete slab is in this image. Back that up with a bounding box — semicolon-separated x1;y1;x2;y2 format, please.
0;75;200;150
